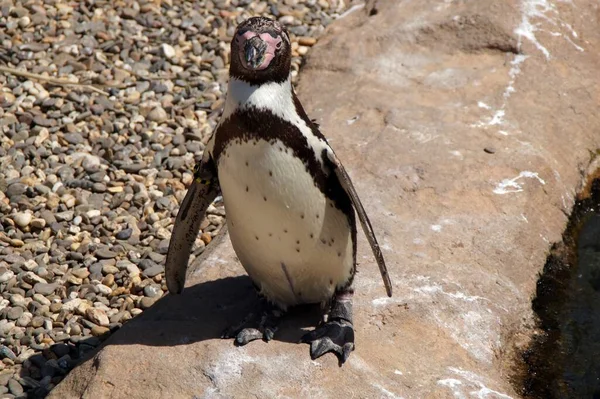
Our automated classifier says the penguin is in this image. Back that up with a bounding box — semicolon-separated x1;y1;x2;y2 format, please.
165;16;392;364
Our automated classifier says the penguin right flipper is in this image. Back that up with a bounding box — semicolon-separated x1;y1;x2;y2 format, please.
165;158;220;294
324;149;393;297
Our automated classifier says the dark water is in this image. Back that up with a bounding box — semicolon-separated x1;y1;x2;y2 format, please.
519;179;600;398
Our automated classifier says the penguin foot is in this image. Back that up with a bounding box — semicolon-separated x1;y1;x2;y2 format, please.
301;288;355;365
301;319;355;364
221;300;283;346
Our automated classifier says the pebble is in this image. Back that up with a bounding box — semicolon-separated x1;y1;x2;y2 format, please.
7;307;24;321
147;107;168;123
143;264;164;278
34;283;58;295
8;379;23;396
72;268;90;279
31;316;44;328
86;308;110;327
91;326;110;336
139;297;158;310
96;284;112;296
13;212;32;228
116;228;133;240
0;269;15;283
0;347;16;361
96;249;117;260
0;0;345;395
143;284;163;298
102;265;119;275
161;44;177;59
30;218;46;229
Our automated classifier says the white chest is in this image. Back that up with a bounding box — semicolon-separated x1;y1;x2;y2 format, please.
217;139;354;308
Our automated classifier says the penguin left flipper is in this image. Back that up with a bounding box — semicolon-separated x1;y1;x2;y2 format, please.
324;149;393;297
165;158;220;294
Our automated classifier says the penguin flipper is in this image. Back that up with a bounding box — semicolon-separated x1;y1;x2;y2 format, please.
165;160;219;294
325;150;393;297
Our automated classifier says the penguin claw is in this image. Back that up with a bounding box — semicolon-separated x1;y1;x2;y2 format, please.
301;319;355;365
221;305;282;345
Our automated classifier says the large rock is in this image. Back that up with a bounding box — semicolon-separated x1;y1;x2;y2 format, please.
51;1;600;398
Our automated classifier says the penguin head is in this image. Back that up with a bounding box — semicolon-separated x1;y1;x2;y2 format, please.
230;17;292;84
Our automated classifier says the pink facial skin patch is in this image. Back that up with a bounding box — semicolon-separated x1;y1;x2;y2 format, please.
238;31;283;70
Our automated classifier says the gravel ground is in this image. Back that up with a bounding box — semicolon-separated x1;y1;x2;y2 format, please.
0;0;356;397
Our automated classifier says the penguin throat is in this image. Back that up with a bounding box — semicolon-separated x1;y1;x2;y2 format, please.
221;75;295;123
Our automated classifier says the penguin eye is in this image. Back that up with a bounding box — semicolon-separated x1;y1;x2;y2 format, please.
275;42;282;50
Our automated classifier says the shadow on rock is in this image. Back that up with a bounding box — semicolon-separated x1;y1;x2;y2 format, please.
102;276;323;348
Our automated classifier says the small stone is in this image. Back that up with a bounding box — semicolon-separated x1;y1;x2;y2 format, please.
143;264;164;278
484;147;496;154
102;265;119;275
13;212;32;228
126;264;140;277
30;218;46;229
0;268;15;283
91;325;110;336
101;274;114;287
70;324;82;336
16;312;32;327
0;321;15;336
116;228;132;240
31;316;44;328
130;309;143;316
7;307;24;320
0;346;16;360
67;275;83;285
147;107;168;123
41;359;62;378
50;303;62;313
86;210;101;218
110;311;132;324
18;15;31;28
55;211;74;222
139;296;158;309
143;284;163;298
9;294;25;308
61;298;82;312
72;268;90;279
161;43;176;59
95;284;112;296
33;294;51;306
0;372;11;386
51;343;70;358
96;248;117;259
298;36;317;46
6;183;27;198
86;308;110;327
22;271;46;285
138;259;157;270
200;233;212;245
8;378;23;396
34;282;58;295
76;304;93;320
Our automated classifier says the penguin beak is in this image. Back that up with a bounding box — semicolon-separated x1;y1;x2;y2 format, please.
244;36;268;70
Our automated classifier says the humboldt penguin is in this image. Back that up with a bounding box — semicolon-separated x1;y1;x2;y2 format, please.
166;16;392;364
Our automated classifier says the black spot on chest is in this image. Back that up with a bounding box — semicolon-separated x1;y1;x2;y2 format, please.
212;98;357;267
212;106;350;214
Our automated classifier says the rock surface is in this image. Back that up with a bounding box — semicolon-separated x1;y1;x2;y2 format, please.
50;1;600;398
0;0;347;395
